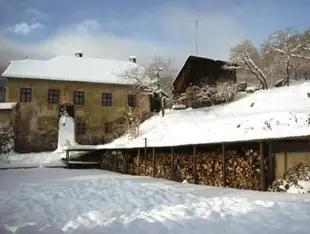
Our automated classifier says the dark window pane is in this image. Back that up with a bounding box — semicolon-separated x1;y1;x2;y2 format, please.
48;89;59;104
104;122;113;134
74;91;84;105
102;92;112;106
20;88;32;102
128;94;136;107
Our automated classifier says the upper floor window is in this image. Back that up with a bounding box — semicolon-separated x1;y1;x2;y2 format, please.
20;88;32;102
128;94;136;107
48;89;59;104
102;92;112;106
74;91;84;105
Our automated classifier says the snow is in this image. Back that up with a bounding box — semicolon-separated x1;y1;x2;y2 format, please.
55;115;78;153
286;180;310;194
2;56;142;85
0;168;309;233
69;82;310;150
0;102;17;110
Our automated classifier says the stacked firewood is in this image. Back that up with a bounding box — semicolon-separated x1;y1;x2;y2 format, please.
269;163;310;193
101;150;137;175
101;148;266;191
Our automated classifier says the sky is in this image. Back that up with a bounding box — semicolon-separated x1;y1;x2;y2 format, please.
0;0;309;68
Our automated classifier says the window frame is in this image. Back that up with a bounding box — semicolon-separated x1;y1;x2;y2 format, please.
102;92;112;106
47;89;60;104
104;122;113;134
127;94;137;107
76;118;86;135
20;87;32;102
74;91;85;105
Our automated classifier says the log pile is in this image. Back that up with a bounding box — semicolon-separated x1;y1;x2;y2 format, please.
100;148;267;191
269;163;310;193
196;149;263;190
100;150;137;175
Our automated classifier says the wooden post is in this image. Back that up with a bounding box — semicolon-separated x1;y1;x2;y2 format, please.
268;142;273;185
193;145;197;184
171;147;174;180
222;144;227;187
137;149;140;175
152;148;156;177
144;138;147;176
260;141;265;191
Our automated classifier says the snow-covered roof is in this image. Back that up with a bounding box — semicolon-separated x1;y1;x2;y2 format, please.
91;82;310;149
0;102;17;110
1;56;142;85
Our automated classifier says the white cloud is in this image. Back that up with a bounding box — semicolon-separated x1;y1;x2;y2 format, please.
9;22;44;35
76;20;102;33
25;8;50;20
0;4;246;69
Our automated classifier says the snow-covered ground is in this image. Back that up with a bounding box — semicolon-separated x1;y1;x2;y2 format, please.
0;151;66;168
63;81;310;150
0;168;310;234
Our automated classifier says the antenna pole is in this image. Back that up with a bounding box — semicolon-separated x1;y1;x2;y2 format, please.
195;20;198;55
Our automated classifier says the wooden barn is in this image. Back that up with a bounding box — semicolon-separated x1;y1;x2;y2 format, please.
171;55;237;107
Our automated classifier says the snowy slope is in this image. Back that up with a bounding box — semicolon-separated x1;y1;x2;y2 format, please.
98;82;310;149
0;168;309;234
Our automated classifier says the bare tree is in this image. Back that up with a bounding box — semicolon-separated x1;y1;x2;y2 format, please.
264;28;305;86
227;40;268;89
122;55;175;117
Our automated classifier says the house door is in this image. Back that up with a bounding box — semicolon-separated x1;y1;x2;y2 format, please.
59;103;75;118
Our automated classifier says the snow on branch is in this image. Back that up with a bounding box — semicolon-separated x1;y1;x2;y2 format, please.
228;39;268;89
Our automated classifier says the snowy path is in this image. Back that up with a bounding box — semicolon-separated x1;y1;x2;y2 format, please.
0;169;310;234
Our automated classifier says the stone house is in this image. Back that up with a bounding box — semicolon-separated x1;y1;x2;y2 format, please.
1;53;151;153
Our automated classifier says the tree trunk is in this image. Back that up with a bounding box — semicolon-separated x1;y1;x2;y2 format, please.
286;56;290;87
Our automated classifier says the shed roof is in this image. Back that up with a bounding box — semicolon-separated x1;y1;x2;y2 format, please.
0;102;17;110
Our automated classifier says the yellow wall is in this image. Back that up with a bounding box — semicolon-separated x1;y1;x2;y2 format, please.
275;152;310;178
6;78;150;152
0;109;14;127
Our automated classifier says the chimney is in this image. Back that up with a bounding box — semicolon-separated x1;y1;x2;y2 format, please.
129;55;136;63
74;50;83;57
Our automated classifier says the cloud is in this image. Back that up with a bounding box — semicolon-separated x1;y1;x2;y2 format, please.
0;3;246;70
24;8;50;20
76;20;102;33
9;22;44;35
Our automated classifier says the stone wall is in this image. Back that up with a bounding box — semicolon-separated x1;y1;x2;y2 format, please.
6;78;150;152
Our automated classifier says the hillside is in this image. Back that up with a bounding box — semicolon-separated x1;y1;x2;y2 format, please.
100;82;310;149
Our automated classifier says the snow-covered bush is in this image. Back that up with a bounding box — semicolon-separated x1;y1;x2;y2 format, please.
123;106;142;139
269;163;310;194
0;124;14;156
191;79;237;108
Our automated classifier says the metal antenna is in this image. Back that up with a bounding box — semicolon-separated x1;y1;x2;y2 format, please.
195;20;198;55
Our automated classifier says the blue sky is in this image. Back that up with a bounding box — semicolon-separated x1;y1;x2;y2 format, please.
0;0;309;66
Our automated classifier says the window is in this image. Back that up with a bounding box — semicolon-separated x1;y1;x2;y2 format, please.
20;88;32;102
48;89;59;104
104;122;113;134
127;94;136;107
76;118;86;135
74;91;84;105
102;92;112;106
